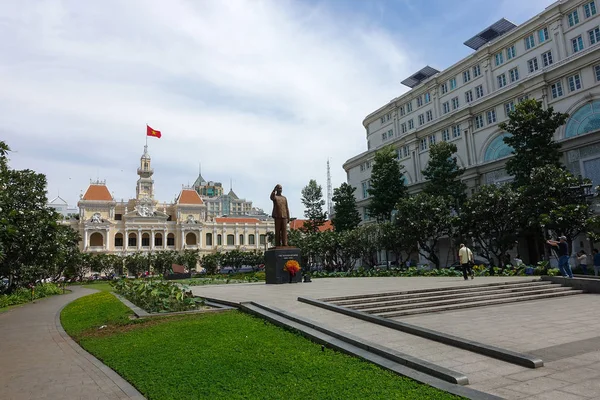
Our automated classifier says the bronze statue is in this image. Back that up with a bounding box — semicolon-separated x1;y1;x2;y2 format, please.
270;184;290;247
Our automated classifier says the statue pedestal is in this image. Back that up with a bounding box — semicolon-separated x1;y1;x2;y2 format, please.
265;247;302;284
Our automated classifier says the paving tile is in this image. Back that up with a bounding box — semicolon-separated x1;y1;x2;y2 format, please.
505;376;570;395
560;379;600;397
525;390;591;399
546;366;600;383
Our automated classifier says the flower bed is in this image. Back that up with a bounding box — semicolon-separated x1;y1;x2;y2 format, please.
111;278;201;313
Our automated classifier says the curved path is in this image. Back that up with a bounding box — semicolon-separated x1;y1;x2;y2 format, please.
0;287;144;400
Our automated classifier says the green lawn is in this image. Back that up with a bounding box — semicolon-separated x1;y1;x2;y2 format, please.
82;282;114;292
61;292;461;400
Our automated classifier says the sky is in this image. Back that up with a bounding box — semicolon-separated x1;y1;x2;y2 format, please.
0;0;554;217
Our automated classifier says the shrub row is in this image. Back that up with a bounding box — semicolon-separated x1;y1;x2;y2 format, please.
111;278;201;313
0;283;62;308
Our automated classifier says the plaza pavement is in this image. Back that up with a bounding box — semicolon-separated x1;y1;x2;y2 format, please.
0;286;144;400
191;276;600;399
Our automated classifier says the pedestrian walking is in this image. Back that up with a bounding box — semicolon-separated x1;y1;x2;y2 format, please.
546;236;574;278
576;250;588;275
458;243;474;281
593;249;600;277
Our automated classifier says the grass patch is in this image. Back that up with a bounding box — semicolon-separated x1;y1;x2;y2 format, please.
62;294;460;400
82;282;114;292
61;292;132;338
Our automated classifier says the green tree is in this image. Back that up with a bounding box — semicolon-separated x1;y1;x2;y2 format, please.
331;183;361;232
422;142;466;206
367;145;407;222
458;184;521;267
499;99;568;187
380;222;416;267
394;193;455;268
301;179;327;233
347;224;382;268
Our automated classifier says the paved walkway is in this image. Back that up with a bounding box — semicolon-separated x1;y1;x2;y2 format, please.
191;277;600;399
0;287;144;400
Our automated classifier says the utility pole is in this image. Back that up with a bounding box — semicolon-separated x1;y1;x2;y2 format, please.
327;159;333;218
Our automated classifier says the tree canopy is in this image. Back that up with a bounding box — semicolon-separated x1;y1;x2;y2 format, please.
332;183;361;232
422;141;466;206
301;179;327;233
367;145;407;222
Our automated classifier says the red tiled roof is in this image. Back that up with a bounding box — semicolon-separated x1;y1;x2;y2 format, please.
215;217;260;224
289;219;333;232
82;184;112;201
178;189;203;205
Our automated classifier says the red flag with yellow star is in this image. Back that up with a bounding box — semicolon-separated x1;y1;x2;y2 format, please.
146;125;162;138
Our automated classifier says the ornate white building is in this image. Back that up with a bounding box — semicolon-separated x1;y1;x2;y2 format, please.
68;145;274;255
344;0;600;264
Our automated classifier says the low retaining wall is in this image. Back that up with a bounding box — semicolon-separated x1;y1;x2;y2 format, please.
541;276;600;293
112;293;234;318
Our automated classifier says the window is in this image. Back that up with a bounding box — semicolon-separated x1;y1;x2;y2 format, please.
568;10;580;27
380;117;385;124
472;64;481;77
509;67;519;83
572;35;584;53
589;26;600;44
449;78;457;90
495;52;504;66
361;181;369;198
426;110;433;122
452;125;461;138
114;214;122;221
506;45;516;60
406;101;413;112
475;114;484;129
366;160;372;169
227;234;234;246
442;101;450;114
487;109;497;124
551;81;563;98
155;235;162;247
465;90;473;103
386;113;391;121
518;94;529;103
527;57;539;73
388;129;393;138
440;83;448;94
206;233;213;246
217;234;222;246
115;236;123;247
538;28;549;43
497;73;507;88
541;51;553;67
399;106;405;116
381;132;386;141
424;92;431;103
259;235;266;245
595;65;600;81
463;70;471;83
401;123;407;133
451;97;459;110
428;135;436;146
584;1;597;18
525;34;535;50
167;234;175;246
408;119;414;129
475;85;484;98
402;145;409;157
249;234;255;245
417;96;423;107
568;73;582;91
128;235;136;247
442;128;450;141
504;101;515;116
418;114;425;125
360;163;365;172
420;138;427;151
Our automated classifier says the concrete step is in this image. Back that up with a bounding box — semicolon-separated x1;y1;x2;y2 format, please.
320;279;542;302
334;281;555;306
354;286;575;313
377;289;584;318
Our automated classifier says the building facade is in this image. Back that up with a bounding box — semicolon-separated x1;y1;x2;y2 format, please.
192;173;254;217
67;145;275;255
343;0;600;264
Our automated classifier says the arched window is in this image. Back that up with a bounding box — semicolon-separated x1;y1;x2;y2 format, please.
206;233;213;246
167;233;175;246
484;133;513;162
217;234;222;246
186;232;197;245
128;232;137;247
565;100;600;138
249;234;255;245
239;234;244;245
259;234;266;245
141;232;150;247
90;232;103;247
227;234;235;245
154;232;163;247
114;233;123;247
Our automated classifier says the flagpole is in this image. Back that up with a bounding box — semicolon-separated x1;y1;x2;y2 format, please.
145;124;148;148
